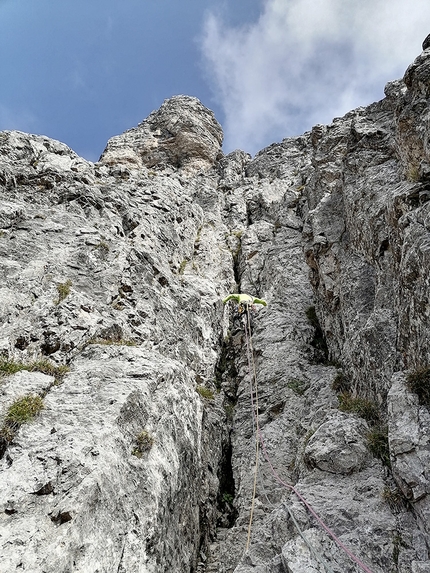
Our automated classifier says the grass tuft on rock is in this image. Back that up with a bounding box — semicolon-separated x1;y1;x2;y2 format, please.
55;280;72;304
1;393;45;457
6;395;44;425
332;371;351;393
338;392;380;424
406;366;430;407
367;425;391;468
287;378;309;396
88;337;137;347
382;486;408;514
0;359;26;377
0;358;69;384
196;385;214;400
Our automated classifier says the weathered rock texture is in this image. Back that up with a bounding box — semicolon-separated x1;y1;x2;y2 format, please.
1;43;430;573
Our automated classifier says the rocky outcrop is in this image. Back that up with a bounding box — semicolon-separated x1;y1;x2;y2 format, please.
1;42;430;573
99;95;223;174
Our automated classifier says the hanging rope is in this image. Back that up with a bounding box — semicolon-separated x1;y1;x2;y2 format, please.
242;305;374;573
244;305;260;551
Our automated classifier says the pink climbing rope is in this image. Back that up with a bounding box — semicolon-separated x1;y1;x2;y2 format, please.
243;306;375;573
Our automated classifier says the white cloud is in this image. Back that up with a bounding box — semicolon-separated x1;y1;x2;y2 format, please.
201;0;430;155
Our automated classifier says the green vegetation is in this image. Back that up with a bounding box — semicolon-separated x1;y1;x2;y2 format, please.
406;366;430;407
94;239;110;256
222;492;234;505
132;430;154;457
0;359;26;377
5;395;44;425
223;401;235;420
392;533;409;567
338;392;380;424
332;371;350;393
178;259;188;275
88;337;137;347
406;164;420;182
0;394;44;454
196;385;214;400
0;360;65;453
0;358;69;384
287;378;309;396
29;359;69;379
55;280;72;304
367;425;390;468
0;423;14;444
336;387;393;468
382;486;408;514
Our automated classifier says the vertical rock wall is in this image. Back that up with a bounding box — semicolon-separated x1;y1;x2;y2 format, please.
1;44;430;573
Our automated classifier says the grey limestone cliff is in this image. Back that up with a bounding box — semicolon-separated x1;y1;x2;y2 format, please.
1;40;430;573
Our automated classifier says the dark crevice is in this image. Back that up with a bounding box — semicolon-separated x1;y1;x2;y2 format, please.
305;305;329;363
215;330;240;530
216;434;238;528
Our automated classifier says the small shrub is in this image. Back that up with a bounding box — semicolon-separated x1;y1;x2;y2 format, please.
6;395;44;425
406;366;430;407
367;425;390;467
55;280;72;304
332;371;350;393
222;492;234;505
287;378;308;396
178;259;188;275
196;385;214;400
132;430;154;457
338;392;380;424
382;486;408;514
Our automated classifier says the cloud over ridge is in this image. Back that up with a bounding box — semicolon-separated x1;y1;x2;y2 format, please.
201;0;430;155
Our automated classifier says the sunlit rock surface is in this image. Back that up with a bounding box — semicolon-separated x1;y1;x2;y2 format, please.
1;43;430;573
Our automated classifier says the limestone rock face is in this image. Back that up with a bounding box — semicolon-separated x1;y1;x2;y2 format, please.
100;95;223;174
1;41;430;573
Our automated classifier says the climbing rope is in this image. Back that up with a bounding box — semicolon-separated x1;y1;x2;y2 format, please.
282;502;336;573
255;448;336;573
242;305;374;573
243;305;260;551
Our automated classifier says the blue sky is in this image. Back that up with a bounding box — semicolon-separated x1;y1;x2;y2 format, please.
1;0;429;160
